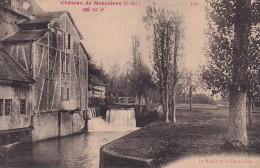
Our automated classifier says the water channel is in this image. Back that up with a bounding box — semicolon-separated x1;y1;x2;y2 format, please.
1;108;137;168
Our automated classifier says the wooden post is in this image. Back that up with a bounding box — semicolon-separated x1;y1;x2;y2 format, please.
47;32;50;111
33;42;36;77
51;50;58;78
51;81;58;111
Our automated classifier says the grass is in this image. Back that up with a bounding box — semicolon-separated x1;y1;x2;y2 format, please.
105;104;260;167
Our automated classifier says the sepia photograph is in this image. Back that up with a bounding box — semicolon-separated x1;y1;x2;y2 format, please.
0;0;259;167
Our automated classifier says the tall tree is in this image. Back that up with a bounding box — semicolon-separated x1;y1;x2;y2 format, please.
247;69;260;128
129;36;154;104
144;7;184;123
88;60;107;82
179;69;202;111
246;0;260;127
186;72;200;111
204;0;260;147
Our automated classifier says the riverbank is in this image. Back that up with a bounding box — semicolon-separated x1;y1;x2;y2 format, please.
101;104;260;167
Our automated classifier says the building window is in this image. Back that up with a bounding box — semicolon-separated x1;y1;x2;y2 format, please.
67;87;70;100
0;99;3;116
65;55;70;80
61;59;65;72
66;60;70;73
61;87;70;100
61;87;65;100
75;61;79;79
20;99;26;114
68;34;71;49
5;99;12;115
65;34;71;49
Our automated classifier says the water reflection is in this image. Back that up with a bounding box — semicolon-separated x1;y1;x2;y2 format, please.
1;131;130;168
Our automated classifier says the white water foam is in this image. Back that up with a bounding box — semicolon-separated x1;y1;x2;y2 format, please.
88;108;137;132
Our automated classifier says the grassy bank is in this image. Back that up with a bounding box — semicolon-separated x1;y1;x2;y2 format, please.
105;104;260;167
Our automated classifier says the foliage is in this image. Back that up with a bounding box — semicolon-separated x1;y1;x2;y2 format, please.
178;68;207;109
203;0;260;95
106;72;133;97
129;36;155;104
88;97;105;107
143;6;184;123
104;95;115;105
246;0;260;105
88;60;108;84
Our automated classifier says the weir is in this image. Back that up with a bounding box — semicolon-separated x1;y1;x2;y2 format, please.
88;107;136;132
106;108;136;127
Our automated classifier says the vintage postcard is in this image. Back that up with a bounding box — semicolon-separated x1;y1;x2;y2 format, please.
0;0;259;167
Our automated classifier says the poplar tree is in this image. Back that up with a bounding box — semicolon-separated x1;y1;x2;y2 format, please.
204;0;260;147
144;7;184;123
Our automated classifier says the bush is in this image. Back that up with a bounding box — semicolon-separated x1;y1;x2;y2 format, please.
88;97;105;107
104;96;115;105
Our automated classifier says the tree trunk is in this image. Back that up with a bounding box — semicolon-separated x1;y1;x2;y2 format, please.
138;93;141;104
228;87;248;147
227;0;251;147
165;86;170;123
189;94;192;111
252;98;255;110
172;88;176;123
247;97;252;128
161;89;169;123
171;28;178;123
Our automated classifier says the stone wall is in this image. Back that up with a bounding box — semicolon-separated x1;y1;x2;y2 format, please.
100;141;153;168
32;111;85;141
32;112;59;141
0;128;31;146
0;82;33;131
72;112;84;133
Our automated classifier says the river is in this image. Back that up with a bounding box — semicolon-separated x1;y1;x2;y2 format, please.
1;131;132;168
1;108;136;168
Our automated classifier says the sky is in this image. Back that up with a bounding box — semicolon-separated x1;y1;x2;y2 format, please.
35;0;208;72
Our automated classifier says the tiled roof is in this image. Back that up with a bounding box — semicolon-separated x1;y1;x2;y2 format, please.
24;0;45;15
0;0;44;18
0;2;30;19
89;74;107;87
19;11;66;24
2;29;48;42
19;11;83;39
88;86;103;92
0;49;34;83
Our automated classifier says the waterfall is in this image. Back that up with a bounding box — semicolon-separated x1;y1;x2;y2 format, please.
106;108;136;127
88;107;137;132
